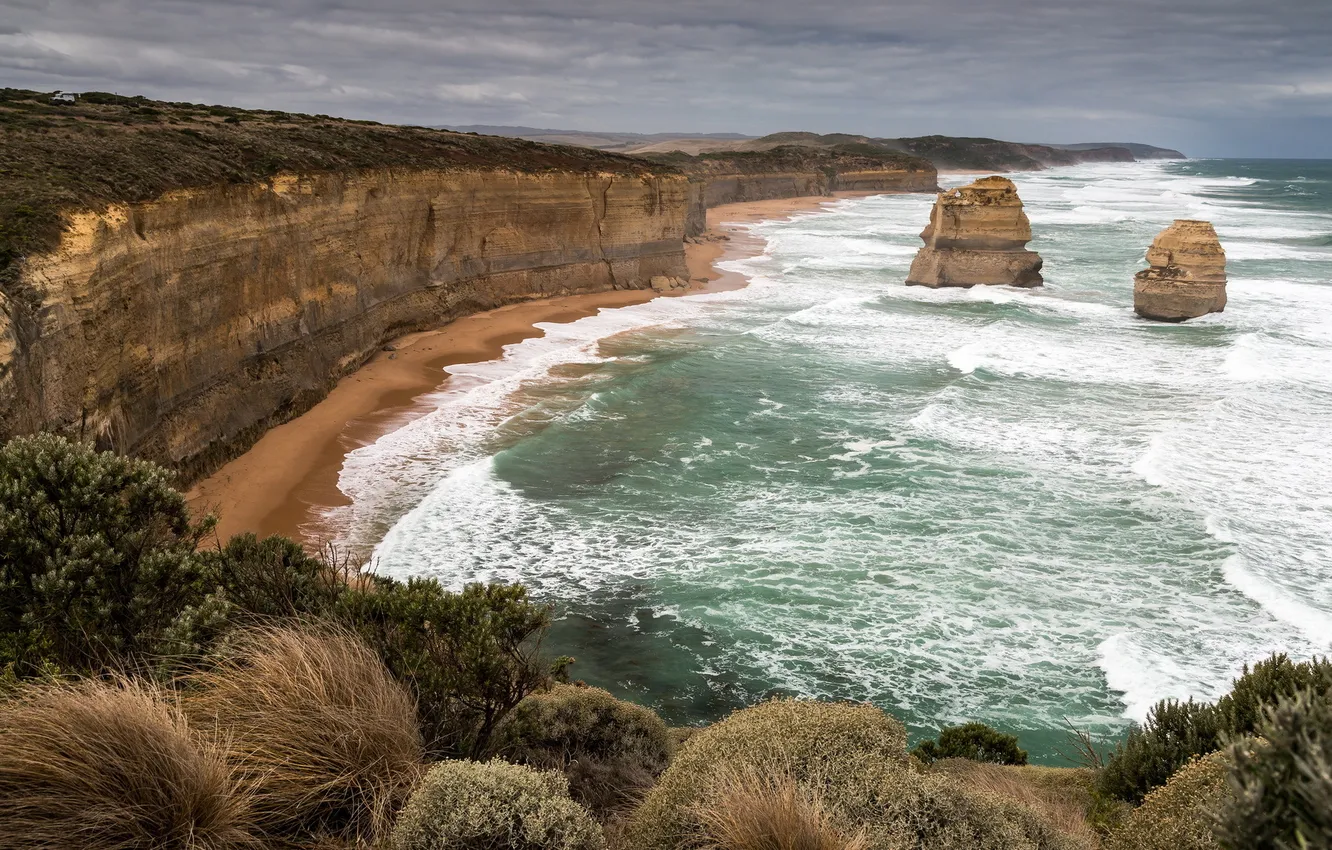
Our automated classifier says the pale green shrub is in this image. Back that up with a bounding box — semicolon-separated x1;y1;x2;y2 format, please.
390;759;604;850
623;699;1072;850
1105;752;1233;850
494;683;674;815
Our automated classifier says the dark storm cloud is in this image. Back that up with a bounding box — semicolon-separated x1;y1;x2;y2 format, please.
2;0;1330;155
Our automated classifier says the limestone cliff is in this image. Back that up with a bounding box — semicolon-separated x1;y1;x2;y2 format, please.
646;146;939;236
0;90;688;480
1133;220;1227;322
906;177;1043;288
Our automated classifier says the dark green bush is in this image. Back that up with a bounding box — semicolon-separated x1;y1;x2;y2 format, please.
1099;699;1222;805
1100;654;1332;804
1214;653;1332;739
494;683;674;816
338;579;570;759
199;533;350;624
0;434;215;674
912;722;1029;766
1216;691;1332;850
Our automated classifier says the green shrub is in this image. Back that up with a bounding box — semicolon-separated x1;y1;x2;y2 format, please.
1099;698;1223;804
390;759;603;850
624;699;1071;850
1214;653;1332;738
339;579;569;759
1216;691;1332;849
1100;654;1332;804
0;677;254;850
494;683;674;816
199;533;351;624
912;722;1029;765
1105;752;1232;850
0;434;216;674
183;627;423;844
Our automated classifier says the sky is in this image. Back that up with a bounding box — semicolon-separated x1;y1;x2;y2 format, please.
3;0;1331;157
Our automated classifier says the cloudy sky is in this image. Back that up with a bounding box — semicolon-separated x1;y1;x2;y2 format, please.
3;0;1331;157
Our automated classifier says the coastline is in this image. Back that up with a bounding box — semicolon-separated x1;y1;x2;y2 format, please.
189;193;864;544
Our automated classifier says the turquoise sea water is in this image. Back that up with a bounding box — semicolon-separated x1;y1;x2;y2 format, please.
326;159;1332;761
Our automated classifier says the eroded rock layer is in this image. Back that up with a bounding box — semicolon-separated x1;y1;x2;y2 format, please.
0;169;688;479
906;177;1043;288
1133;220;1228;322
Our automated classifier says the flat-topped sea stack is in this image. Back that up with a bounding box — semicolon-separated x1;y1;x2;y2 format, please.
1133;220;1228;322
905;176;1043;288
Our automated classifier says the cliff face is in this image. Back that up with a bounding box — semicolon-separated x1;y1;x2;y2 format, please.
906;177;1043;288
652;146;938;236
0;169;688;479
1134;220;1227;322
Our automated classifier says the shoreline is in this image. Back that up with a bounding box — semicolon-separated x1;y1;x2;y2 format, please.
188;193;869;545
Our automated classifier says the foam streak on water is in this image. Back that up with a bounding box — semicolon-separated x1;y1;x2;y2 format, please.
329;160;1332;757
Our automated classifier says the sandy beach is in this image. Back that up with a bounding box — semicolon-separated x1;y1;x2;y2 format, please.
188;194;862;545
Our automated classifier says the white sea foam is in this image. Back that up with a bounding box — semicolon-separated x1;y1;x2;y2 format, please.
339;160;1332;739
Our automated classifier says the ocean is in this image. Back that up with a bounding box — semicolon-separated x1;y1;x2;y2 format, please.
326;159;1332;761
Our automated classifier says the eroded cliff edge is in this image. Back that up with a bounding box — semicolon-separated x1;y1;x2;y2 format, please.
0;91;687;480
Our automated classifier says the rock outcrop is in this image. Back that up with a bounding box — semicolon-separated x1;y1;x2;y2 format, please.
905;177;1043;288
1;170;688;480
1133;220;1227;321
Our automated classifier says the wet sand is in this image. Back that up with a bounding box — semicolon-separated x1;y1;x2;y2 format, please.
188;194;863;544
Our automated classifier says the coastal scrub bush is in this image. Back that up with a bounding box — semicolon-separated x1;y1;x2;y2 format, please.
494;683;675;816
1098;698;1223;804
0;434;215;674
1215;691;1332;849
1213;652;1332;738
1105;752;1233;850
0;677;254;850
693;763;868;850
183;627;423;844
1099;654;1332;804
912;721;1029;765
624;699;1072;850
338;578;570;759
390;759;604;850
936;761;1101;848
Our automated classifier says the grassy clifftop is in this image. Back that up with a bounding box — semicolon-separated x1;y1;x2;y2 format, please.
0;89;677;287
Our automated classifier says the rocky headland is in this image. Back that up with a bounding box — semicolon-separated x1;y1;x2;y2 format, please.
1133;220;1228;321
906;176;1044;288
0;90;688;481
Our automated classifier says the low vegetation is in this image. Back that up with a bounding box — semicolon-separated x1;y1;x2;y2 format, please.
1099;653;1332;804
1216;691;1332;849
1104;752;1233;850
183;627;424;844
495;682;675;816
625;699;1072;850
912;721;1030;766
693;764;868;850
2;432;1331;850
0;677;253;850
390;759;604;850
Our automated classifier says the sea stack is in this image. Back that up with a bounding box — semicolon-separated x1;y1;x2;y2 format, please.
1133;220;1227;322
905;176;1043;288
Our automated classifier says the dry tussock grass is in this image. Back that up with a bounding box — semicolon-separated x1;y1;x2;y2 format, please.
0;677;254;850
935;760;1099;848
694;764;867;850
183;626;423;845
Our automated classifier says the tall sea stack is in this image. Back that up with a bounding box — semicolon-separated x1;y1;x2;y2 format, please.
905;176;1043;288
1133;220;1228;322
